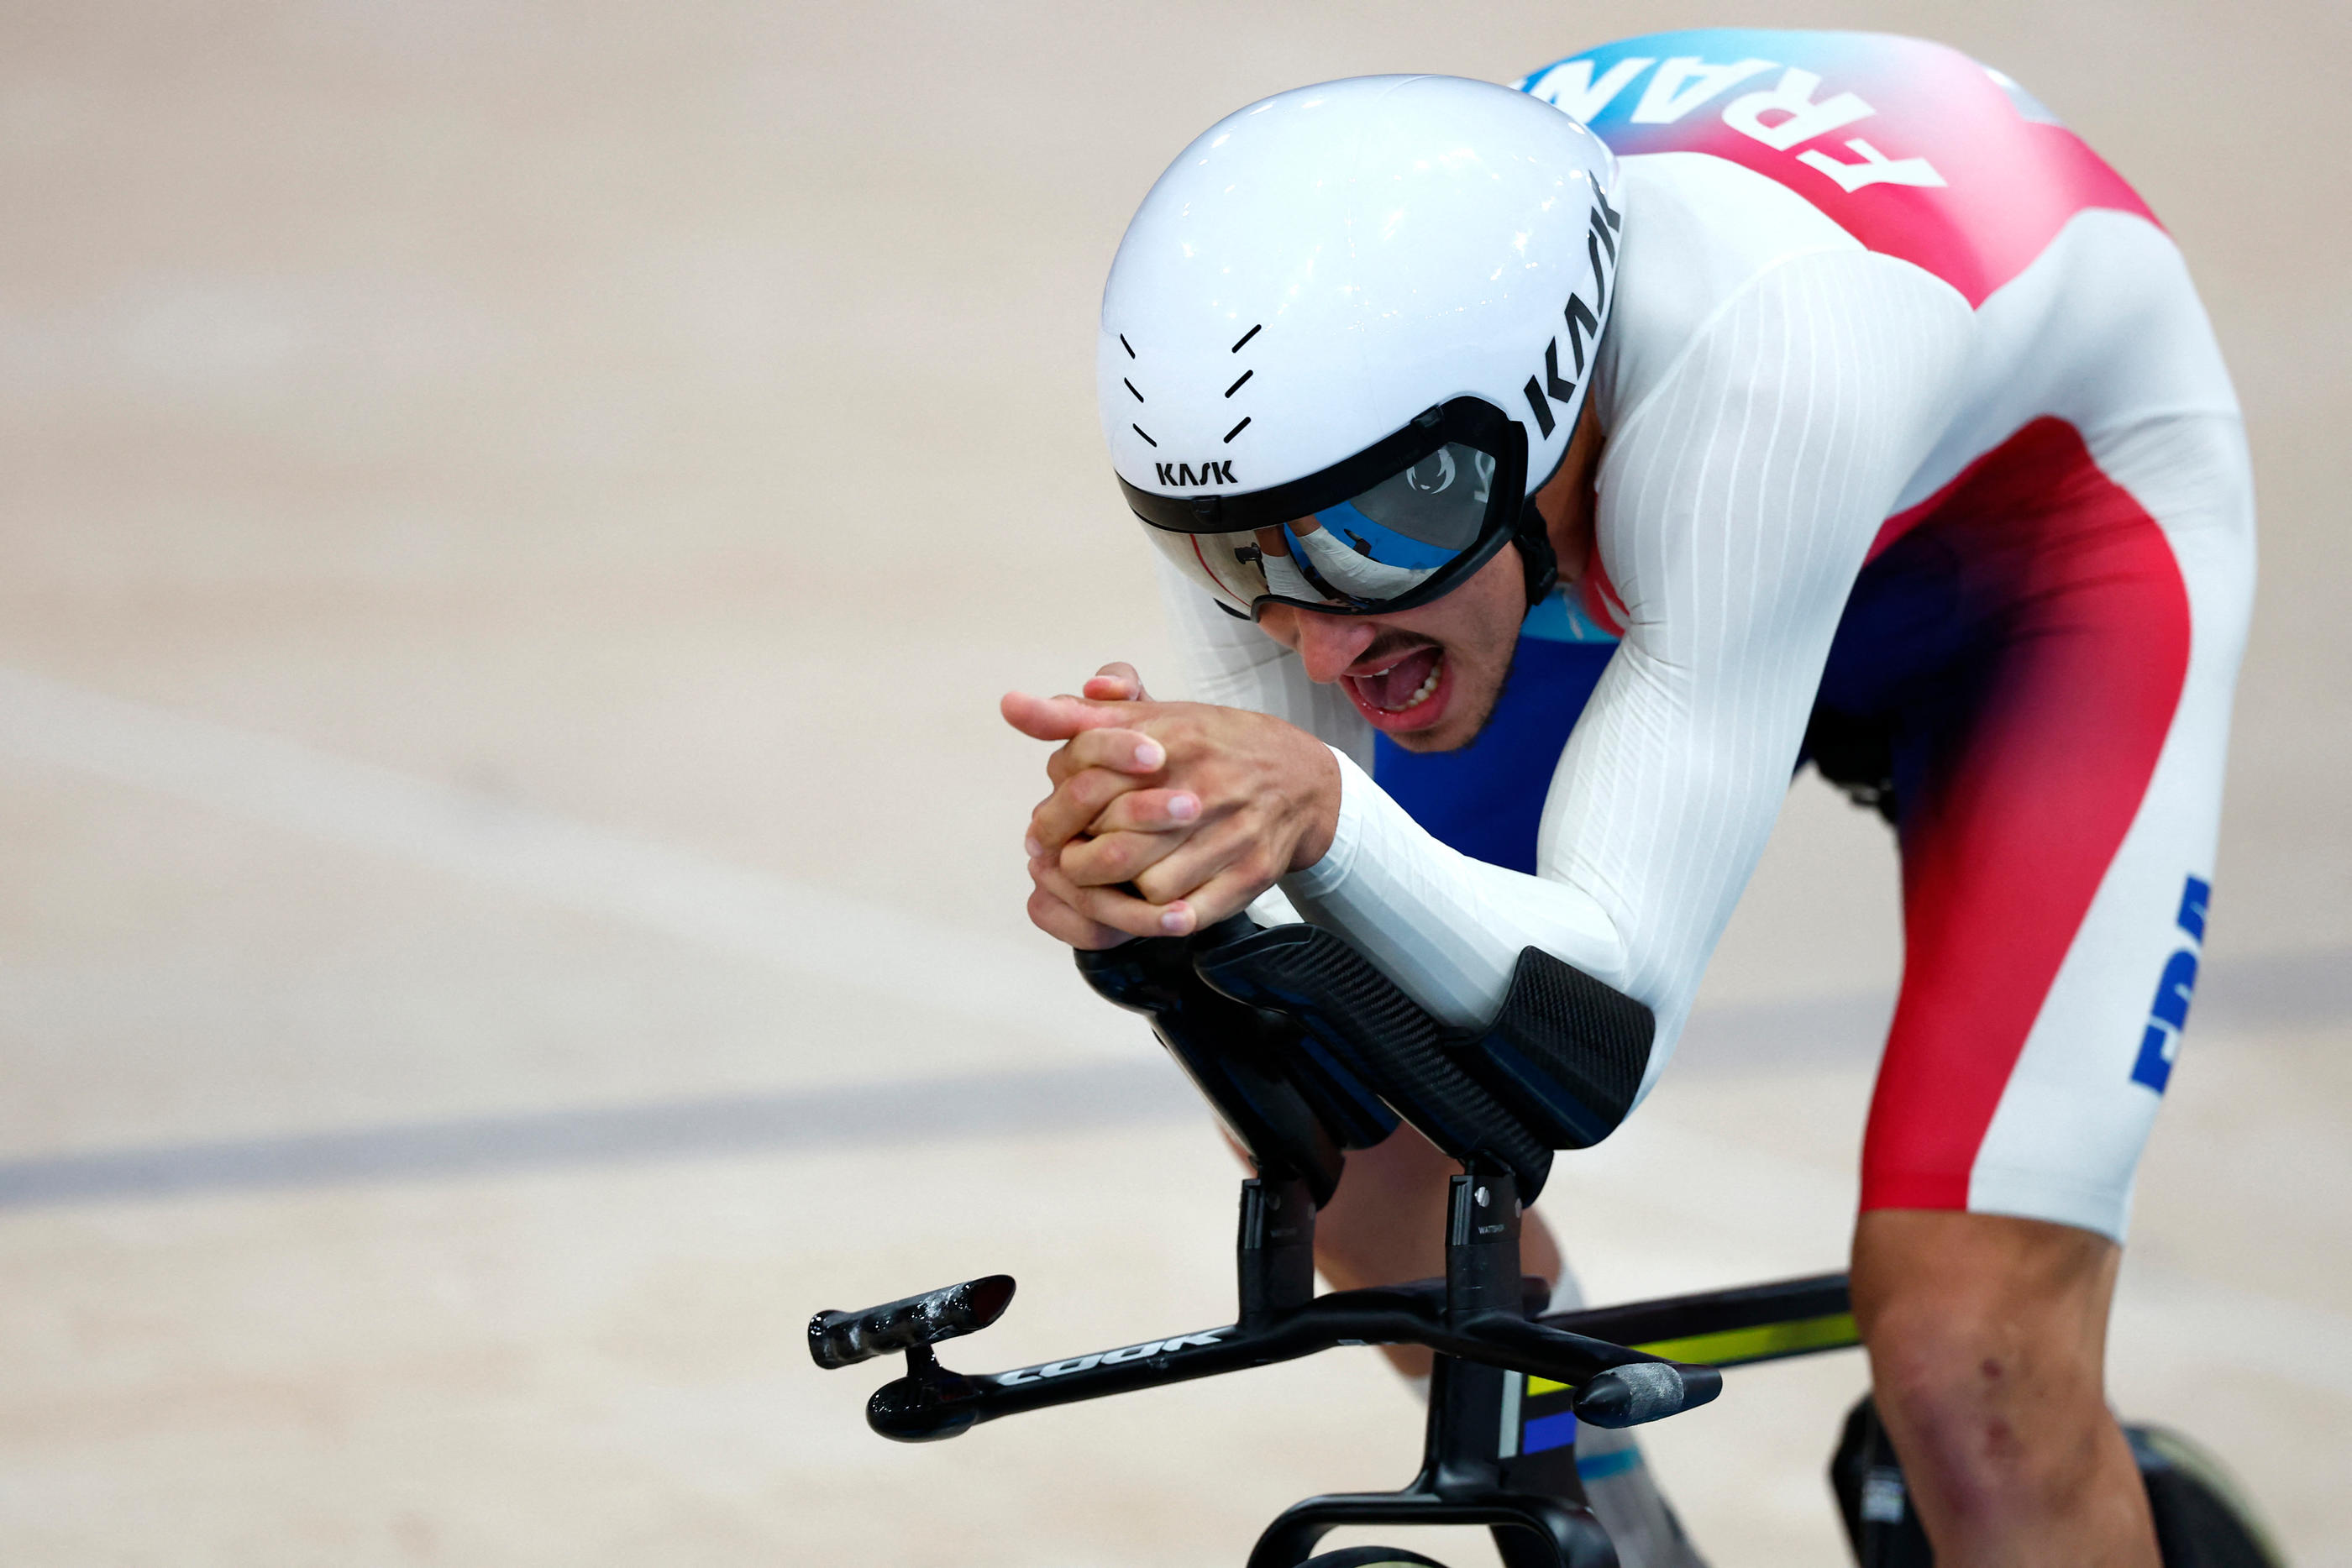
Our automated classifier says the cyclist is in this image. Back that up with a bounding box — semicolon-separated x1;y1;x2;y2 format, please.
1005;31;2253;1567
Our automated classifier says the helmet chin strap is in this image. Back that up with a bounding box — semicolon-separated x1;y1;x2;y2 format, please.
1515;494;1560;610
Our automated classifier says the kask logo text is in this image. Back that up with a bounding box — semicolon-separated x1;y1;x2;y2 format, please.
1521;192;1622;441
1158;460;1236;486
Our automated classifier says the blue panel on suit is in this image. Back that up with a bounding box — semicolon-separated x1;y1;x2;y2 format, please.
1373;636;1614;874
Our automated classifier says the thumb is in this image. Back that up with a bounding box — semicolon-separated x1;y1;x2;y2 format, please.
1082;661;1151;703
1000;690;1140;742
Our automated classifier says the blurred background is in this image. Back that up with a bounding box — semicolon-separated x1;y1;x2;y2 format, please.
2;3;2345;1563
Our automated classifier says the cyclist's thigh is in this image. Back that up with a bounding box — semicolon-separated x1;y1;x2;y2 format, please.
1861;413;2254;1241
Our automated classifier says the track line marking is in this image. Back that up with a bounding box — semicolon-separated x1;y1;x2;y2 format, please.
0;1061;1189;1209
0;664;1110;1047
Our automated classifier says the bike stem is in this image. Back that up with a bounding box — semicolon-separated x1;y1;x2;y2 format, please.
1238;1173;1318;1328
1447;1160;1525;1326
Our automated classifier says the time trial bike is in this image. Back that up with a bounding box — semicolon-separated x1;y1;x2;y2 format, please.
810;915;2282;1567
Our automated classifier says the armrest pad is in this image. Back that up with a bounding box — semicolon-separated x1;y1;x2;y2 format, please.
1194;922;1554;1201
1462;947;1653;1150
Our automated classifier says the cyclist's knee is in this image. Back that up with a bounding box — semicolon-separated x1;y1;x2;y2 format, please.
1866;1308;2109;1518
1851;1209;2124;1521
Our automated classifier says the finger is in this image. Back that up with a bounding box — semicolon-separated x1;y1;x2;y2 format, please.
1000;690;1142;743
1026;884;1129;951
1059;826;1187;889
1030;766;1149;854
1082;662;1150;703
1037;867;1195;940
1148;864;1269;931
1130;820;1277;907
1084;787;1202;836
1045;726;1166;786
1031;851;1195;939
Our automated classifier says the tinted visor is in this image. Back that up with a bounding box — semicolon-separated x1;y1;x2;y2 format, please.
1120;398;1529;618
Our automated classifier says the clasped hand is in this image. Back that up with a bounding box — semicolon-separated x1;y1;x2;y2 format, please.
1000;663;1341;949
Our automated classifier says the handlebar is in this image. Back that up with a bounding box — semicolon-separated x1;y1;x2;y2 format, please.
826;1272;1721;1443
808;1274;1015;1371
809;913;1712;1453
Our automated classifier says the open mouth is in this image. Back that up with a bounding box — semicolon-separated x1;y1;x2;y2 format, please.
1341;644;1448;729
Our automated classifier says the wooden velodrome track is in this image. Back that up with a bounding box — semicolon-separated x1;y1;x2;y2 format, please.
3;3;2346;1563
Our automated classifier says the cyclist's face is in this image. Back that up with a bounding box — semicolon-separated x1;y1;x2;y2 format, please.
1253;543;1528;753
1252;401;1602;754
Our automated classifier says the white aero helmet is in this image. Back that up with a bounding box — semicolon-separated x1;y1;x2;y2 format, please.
1100;75;1621;619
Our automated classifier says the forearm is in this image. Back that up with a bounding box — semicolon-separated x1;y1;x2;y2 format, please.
1268;670;1808;1097
1278;747;1631;1029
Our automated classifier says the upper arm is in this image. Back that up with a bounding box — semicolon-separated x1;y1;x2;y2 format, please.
1540;247;1971;1035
